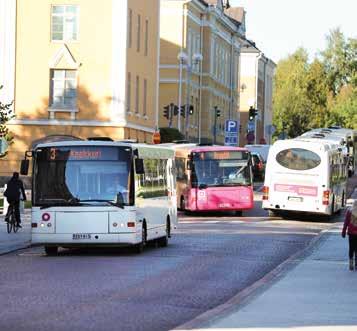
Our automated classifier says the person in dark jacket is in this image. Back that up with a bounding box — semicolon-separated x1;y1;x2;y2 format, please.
4;172;27;228
342;200;357;270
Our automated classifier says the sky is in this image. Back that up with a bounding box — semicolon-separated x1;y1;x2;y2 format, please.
230;0;357;63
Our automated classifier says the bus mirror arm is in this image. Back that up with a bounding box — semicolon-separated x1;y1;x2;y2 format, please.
116;193;125;209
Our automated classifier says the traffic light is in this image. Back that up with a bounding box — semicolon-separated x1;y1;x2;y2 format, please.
180;105;186;118
189;105;194;115
215;107;221;117
249;106;257;121
163;105;170;119
173;105;179;116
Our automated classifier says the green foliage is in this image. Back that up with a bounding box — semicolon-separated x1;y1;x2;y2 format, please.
273;29;357;137
159;127;184;143
0;86;15;144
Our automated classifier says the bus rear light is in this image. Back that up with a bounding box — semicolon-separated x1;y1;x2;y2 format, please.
47;223;52;228
127;222;135;227
262;186;269;200
42;213;51;222
322;190;330;205
113;222;118;227
32;223;38;228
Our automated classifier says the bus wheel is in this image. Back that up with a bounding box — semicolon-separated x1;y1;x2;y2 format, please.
268;210;279;217
180;196;185;211
158;220;170;247
134;224;147;254
342;192;346;208
45;246;58;256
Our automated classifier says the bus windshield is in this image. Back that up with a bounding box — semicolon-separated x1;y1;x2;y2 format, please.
191;150;251;187
33;146;132;207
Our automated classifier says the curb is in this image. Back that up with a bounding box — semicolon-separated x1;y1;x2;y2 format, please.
0;243;31;256
173;226;333;330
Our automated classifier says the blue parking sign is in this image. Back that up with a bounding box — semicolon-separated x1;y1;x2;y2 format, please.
225;120;238;134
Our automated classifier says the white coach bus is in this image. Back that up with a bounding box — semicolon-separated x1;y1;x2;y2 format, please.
20;140;177;255
262;138;347;216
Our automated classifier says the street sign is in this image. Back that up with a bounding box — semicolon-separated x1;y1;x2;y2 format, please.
246;131;255;143
247;121;255;132
225;120;238;134
224;120;238;146
224;136;237;145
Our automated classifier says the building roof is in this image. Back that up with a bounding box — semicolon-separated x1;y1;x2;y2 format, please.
224;6;245;23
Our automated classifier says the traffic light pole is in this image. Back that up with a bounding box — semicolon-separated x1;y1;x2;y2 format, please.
213;106;218;144
184;64;192;140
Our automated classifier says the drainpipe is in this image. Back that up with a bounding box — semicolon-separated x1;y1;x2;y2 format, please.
198;13;204;144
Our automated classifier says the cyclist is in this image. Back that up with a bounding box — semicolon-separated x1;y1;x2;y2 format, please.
4;172;27;228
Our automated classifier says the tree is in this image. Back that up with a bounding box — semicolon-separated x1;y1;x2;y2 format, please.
0;86;14;147
159;127;184;143
273;48;311;137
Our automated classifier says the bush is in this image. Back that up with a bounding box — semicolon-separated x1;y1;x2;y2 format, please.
159;127;184;143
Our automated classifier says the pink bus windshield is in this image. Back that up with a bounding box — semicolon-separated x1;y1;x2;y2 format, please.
191;150;252;188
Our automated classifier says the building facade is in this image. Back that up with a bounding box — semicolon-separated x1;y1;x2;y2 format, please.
239;44;276;146
159;0;244;144
0;0;160;179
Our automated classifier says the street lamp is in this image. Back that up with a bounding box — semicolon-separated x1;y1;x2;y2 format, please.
177;52;203;140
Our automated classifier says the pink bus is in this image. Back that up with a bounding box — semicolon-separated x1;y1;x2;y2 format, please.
173;144;254;215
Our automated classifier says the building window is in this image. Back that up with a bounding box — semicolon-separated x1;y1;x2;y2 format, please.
126;72;131;112
128;9;132;48
50;69;77;108
143;79;147;116
51;5;79;42
144;19;149;56
135;75;140;113
137;14;141;52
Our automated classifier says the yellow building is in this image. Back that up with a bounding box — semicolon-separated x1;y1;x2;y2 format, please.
239;42;276;146
0;0;160;179
159;0;244;144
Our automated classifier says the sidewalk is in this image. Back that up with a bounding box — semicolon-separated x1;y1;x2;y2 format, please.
175;189;357;331
0;209;31;255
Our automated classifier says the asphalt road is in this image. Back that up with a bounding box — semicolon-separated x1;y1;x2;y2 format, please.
0;204;339;331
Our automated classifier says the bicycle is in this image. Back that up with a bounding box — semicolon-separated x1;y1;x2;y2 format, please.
5;203;19;234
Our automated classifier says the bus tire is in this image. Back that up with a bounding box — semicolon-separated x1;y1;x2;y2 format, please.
45;246;58;256
268;210;279;217
180;196;185;211
342;192;346;208
158;220;170;247
134;223;147;254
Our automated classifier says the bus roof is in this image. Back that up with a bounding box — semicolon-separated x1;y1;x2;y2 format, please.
167;144;249;154
273;138;341;153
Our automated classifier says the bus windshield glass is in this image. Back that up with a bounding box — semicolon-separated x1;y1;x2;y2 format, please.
191;150;251;187
33;146;132;206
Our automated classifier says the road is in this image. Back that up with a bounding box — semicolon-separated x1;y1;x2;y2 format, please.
0;197;339;331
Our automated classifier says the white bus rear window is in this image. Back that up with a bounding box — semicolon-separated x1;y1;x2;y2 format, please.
276;148;321;170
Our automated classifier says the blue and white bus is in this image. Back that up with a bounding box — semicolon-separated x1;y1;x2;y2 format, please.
21;140;177;255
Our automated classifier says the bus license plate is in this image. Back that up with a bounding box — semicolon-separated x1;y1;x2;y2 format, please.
72;233;92;240
288;197;303;202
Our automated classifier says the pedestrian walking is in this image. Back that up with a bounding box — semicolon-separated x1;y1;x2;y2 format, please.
4;172;27;228
342;200;357;270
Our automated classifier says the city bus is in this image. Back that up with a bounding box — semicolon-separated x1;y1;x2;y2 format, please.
262;138;347;216
303;127;357;176
20;140;177;255
171;144;254;215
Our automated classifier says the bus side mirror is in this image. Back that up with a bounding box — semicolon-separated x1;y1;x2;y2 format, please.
135;158;145;174
20;160;29;175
